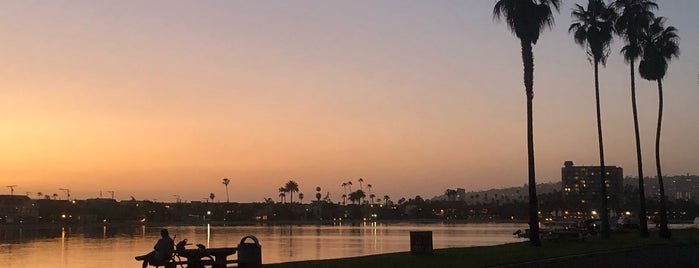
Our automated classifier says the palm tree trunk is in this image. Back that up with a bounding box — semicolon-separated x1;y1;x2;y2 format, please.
595;61;610;239
630;61;650;238
656;79;671;238
225;186;230;203
521;39;541;247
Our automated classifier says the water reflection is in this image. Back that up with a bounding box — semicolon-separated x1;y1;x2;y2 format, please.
1;223;527;267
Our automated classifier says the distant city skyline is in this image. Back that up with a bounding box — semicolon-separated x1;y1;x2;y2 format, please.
1;1;698;202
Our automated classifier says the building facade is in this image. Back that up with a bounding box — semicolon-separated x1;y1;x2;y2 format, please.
561;161;624;214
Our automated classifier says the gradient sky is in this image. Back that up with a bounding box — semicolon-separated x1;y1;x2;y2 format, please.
1;1;697;203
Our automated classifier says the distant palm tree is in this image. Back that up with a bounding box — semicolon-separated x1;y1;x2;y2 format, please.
494;0;560;246
369;193;376;205
358;178;364;203
367;184;372;195
342;182;347;205
209;192;215;202
384;195;390;205
285;180;299;204
569;0;617;239
347;181;352;192
222;178;230;203
613;0;657;238
638;17;679;239
342;194;347;205
278;187;287;203
298;193;304;204
348;190;365;205
315;187;322;201
37;192;43;199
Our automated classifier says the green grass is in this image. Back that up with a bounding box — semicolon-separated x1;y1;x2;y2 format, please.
263;229;699;268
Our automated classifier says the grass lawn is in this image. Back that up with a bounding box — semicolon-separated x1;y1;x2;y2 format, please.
262;229;699;268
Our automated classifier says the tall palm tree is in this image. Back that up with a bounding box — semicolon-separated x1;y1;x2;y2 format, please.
222;178;230;203
285;180;299;204
569;0;617;239
613;0;657;238
638;17;679;239
493;0;560;247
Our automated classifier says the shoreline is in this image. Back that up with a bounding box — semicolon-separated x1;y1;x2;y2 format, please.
0;219;529;230
262;228;699;267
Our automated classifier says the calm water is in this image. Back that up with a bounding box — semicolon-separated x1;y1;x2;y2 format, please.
0;222;526;267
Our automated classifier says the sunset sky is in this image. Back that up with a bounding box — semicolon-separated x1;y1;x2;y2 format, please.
1;1;697;203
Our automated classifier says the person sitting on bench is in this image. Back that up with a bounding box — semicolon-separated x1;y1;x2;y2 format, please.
140;229;175;268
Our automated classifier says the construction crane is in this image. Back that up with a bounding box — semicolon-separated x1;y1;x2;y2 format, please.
59;188;70;201
7;185;17;196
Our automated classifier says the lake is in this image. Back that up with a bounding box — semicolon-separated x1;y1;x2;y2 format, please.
0;222;526;267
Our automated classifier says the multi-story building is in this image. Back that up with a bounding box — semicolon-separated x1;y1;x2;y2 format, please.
561;160;624;214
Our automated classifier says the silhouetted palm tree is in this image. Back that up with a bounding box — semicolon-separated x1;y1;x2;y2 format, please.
348;190;365;205
285;180;299;204
222;178;230;203
369;193;376;205
569;0;617;239
278;187;287;203
493;0;560;246
298;192;304;204
638;17;679;239
613;0;657;238
384;195;390;205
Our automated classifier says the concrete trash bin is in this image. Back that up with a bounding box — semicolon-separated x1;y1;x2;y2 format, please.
410;231;433;255
238;235;262;268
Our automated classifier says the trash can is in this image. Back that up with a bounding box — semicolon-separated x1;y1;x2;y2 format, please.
410;231;433;255
238;235;262;268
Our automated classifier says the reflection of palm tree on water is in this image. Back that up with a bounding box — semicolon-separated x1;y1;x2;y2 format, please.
279;225;294;257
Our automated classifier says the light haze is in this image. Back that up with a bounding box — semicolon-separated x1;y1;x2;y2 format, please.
1;1;697;202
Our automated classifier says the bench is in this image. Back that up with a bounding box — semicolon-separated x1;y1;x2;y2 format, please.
136;235;261;268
